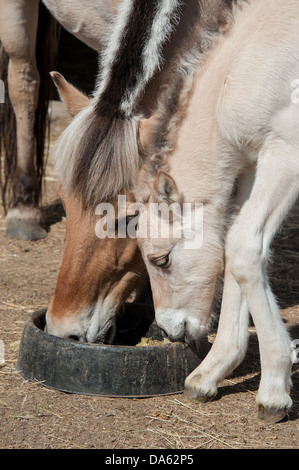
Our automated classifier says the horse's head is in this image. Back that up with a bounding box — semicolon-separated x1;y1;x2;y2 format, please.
45;73;147;343
137;170;224;343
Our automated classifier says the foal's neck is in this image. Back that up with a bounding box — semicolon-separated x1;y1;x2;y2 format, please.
168;47;241;219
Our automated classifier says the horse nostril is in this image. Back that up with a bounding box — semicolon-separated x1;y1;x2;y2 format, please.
68;335;80;342
105;325;116;344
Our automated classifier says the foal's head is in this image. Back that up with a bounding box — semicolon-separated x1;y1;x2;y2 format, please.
136;170;223;343
45;74;146;343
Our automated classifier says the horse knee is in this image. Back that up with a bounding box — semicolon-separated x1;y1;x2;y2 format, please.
226;234;262;288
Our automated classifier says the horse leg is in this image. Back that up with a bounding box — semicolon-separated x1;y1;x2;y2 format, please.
0;0;47;240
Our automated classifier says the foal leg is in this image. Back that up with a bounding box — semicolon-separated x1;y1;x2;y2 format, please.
185;269;249;400
223;136;299;422
0;0;47;240
185;169;254;402
186;140;299;422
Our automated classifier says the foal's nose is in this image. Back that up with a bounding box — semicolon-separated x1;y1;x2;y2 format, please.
160;328;168;338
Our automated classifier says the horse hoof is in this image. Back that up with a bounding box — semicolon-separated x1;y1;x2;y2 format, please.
5;214;47;241
258;405;288;423
6;220;47;241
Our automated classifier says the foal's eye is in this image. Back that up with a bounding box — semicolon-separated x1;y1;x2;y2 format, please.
149;253;171;268
156;254;170;268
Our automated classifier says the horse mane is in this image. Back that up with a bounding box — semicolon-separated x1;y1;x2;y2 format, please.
55;0;235;209
55;0;183;209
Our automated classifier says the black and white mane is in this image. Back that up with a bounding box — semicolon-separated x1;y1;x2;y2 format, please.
54;0;233;208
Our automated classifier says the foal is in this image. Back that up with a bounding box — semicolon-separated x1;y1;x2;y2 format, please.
136;0;299;422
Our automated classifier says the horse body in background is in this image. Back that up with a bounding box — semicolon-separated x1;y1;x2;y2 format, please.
0;0;116;240
45;0;231;343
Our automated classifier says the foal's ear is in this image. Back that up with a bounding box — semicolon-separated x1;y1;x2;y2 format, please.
138;113;161;154
153;172;181;204
50;71;90;117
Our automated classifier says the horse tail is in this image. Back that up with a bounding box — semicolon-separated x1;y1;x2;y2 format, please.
34;3;60;205
0;43;16;213
55;0;183;209
0;3;59;213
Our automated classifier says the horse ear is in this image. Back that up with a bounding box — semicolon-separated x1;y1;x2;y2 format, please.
50;71;90;117
153;171;181;204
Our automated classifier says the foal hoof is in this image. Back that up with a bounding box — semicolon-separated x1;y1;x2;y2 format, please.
258;405;288;424
184;388;217;403
6;208;48;241
184;381;217;403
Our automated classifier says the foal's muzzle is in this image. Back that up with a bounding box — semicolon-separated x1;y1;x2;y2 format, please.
156;308;208;344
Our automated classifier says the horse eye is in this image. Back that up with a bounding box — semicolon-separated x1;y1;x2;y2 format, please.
115;215;135;231
153;254;170;268
126;215;136;224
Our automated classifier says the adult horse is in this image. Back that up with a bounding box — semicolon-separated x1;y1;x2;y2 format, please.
45;0;231;340
47;0;298;423
0;0;116;240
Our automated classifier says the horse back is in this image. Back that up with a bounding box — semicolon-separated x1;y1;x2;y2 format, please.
215;0;299;151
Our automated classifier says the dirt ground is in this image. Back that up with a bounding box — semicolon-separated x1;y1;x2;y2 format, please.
0;102;299;450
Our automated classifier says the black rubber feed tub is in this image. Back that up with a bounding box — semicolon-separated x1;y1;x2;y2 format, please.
16;306;209;397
